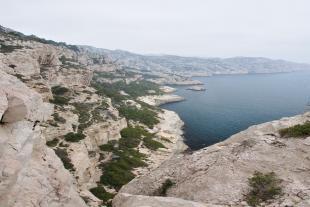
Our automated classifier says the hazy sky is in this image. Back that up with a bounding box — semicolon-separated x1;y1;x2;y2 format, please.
1;0;310;63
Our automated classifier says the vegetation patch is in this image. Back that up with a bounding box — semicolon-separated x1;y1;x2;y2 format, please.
54;148;75;171
119;106;159;128
91;77;161;102
6;31;80;51
46;138;59;147
59;55;83;69
279;121;310;138
245;171;282;206
143;137;166;150
157;179;175;196
51;85;69;96
0;43;23;53
50;96;71;105
100;148;147;190
50;86;71;105
64;132;85;142
52;113;66;124
99;140;118;152
89;186;114;202
91;101;109;123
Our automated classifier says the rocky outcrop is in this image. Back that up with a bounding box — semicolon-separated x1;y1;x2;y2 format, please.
0;71;86;207
138;94;185;106
115;113;310;207
113;193;209;207
186;86;206;91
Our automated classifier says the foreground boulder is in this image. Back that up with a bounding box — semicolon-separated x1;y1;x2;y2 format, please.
115;113;310;207
0;71;87;207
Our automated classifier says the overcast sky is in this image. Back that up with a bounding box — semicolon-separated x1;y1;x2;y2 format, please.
1;0;309;63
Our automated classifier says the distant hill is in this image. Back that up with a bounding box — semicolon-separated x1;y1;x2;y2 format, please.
81;46;310;76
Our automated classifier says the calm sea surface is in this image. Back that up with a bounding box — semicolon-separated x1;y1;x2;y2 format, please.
161;72;310;150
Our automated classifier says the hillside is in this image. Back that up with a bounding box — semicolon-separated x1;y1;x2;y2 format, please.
0;25;309;207
0;25;186;207
80;46;310;77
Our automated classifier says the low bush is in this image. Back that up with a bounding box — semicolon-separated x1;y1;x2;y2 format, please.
0;43;23;53
52;113;66;124
246;171;282;206
143;137;166;150
54;148;75;171
100;148;147;190
64;132;85;142
99;140;118;152
89;186;114;202
158;179;175;196
118;106;159;128
46;138;59;147
51;85;69;95
279;121;310;138
50;96;70;105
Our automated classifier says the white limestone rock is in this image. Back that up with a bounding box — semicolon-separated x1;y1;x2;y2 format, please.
0;71;87;207
113;193;210;207
0;89;8;120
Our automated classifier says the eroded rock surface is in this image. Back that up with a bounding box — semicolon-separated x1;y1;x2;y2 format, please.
0;72;86;207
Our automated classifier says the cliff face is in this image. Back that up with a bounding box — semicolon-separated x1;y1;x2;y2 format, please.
115;113;310;207
0;26;189;206
0;71;87;207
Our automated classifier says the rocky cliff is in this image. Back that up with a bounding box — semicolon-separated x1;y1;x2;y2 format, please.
1;25;310;207
0;71;87;207
0;26;188;206
115;113;310;207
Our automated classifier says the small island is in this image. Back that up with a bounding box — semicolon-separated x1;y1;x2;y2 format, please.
186;86;206;91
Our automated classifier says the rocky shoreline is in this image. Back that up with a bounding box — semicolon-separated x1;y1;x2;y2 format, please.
137;94;185;106
115;112;310;207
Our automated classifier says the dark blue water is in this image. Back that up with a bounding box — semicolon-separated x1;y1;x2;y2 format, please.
162;72;310;150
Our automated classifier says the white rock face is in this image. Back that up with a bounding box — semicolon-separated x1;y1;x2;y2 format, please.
0;89;8;120
138;94;185;106
113;193;209;207
0;72;87;207
116;113;310;207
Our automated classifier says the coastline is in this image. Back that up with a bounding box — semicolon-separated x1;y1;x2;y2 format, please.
137;94;185;106
135;94;188;175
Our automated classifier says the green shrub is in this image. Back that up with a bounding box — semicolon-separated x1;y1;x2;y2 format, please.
54;148;75;171
72;102;93;124
279;121;310;138
89;186;114;202
143;137;166;150
100;148;147;190
46;138;59;147
119;126;155;148
158;179;175;196
100;140;118;152
51;85;69;95
246;171;282;206
52;113;66;124
50;96;70;105
119;106;159;128
64;132;85;142
100;161;135;190
0;43;23;53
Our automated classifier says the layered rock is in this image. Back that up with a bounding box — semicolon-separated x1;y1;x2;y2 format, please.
0;71;86;207
115;113;310;207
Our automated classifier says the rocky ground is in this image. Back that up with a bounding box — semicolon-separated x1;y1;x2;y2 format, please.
115;113;310;207
0;26;188;207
